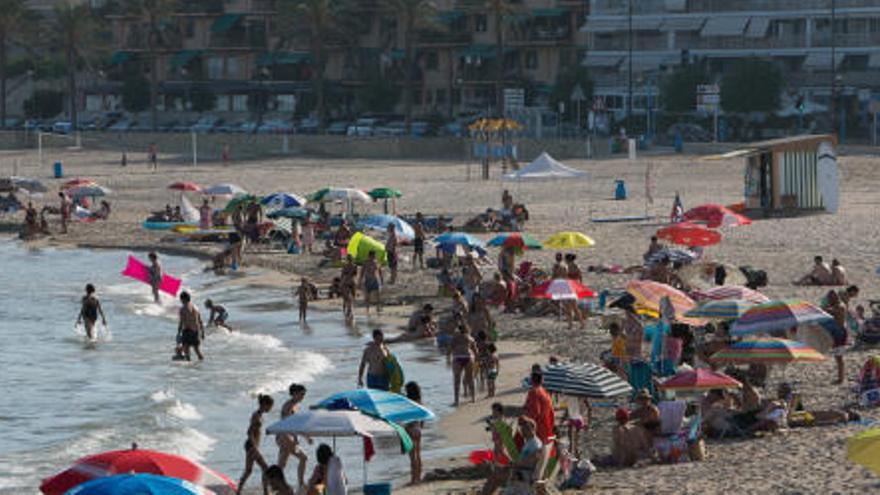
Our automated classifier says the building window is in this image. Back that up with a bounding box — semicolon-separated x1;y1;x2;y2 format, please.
185;19;195;38
435;89;446;104
425;51;439;70
452;88;461;105
277;95;296;111
475;14;487;32
227;56;241;79
525;50;537;69
232;95;247;111
207;57;224;79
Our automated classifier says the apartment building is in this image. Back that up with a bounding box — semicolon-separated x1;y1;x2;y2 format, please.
582;0;880;121
88;0;590;119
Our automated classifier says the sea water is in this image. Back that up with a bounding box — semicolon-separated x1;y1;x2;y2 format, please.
0;239;467;493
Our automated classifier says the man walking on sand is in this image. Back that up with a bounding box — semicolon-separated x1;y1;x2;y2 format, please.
358;250;383;316
358;329;390;391
148;143;158;171
59;191;71;234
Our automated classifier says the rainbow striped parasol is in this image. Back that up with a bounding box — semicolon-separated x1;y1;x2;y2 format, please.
684;299;756;320
730;299;833;337
691;285;770;304
710;338;825;364
625;280;702;325
658;368;742;392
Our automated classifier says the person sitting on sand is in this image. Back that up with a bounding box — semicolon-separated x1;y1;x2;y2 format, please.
236;394;273;495
77;283;107;340
449;322;478;406
480;416;543;495
407;304;435;333
631;388;660;443
612;408;651;467
551;253;567;279
795;256;832;285
358;329;390;391
643;236;664;262
204;299;229;328
830;259;847;286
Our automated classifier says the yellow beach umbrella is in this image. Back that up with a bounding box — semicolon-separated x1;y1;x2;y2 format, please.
848;428;880;475
543;231;595;250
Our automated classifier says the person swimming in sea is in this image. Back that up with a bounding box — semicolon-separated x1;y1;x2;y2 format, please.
205;299;229;328
77;283;107;340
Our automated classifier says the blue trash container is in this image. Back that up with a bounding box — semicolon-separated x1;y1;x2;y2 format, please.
363;483;391;495
53;161;63;178
614;180;626;200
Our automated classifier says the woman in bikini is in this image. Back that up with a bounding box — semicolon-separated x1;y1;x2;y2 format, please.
237;394;274;495
448;321;478;406
77;283;107;340
276;383;311;487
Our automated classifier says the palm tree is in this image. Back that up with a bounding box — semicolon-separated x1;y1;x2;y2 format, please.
487;0;512;117
126;0;178;131
279;0;344;128
384;0;435;132
52;3;97;131
0;0;29;126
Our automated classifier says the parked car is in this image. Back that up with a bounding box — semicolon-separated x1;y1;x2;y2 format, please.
325;121;350;135
191;116;222;133
257;119;294;134
346;117;382;137
298;117;319;134
158;120;179;133
373;121;405;137
440;122;463;137
172;119;196;133
52;121;72;134
108;119;134;132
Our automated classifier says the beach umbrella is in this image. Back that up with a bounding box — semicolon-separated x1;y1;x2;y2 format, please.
658;368;742;392
315;389;436;424
710;338;825;364
266;206;319;221
691;285;770;304
222;194;260;213
310;187;370;203
40;448;235;495
487;232;542;251
202;183;246;196
63;474;214;495
3;176;47;193
683;203;752;228
656;222;721;247
730;299;834;337
684;299;756;320
529;279;595;300
358;214;415;241
436;242;487;258
625;280;701;325
645;247;698;266
536;363;632;399
67;185;111;198
367;187;402;200
267;409;399;437
168;181;202;193
261;192;307;209
848;428;880;476
61;178;97;190
543;231;595;249
435;232;486;249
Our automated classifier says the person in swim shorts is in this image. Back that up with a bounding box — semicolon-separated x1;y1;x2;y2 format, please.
358;250;384;316
177;291;204;361
412;212;426;270
77;283;107;340
358;329;390;390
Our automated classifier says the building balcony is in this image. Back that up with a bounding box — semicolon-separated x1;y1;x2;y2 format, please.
177;0;224;14
591;0;874;15
510;27;573;45
210;33;267;49
418;31;473;45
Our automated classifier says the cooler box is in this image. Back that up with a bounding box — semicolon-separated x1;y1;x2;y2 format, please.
614;180;626;200
53;161;63;178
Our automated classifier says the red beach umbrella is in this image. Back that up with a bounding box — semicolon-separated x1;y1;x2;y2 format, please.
61;178;97;190
656;222;721;247
39;447;236;495
683;203;751;228
530;279;595;300
658;368;742;392
168;181;202;192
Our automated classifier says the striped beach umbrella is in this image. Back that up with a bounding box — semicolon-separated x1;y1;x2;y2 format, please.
658;368;742;392
529;279;595;300
730;299;833;337
625;280;701;325
684;299;756;320
691;285;770;304
537;363;632;399
710;338;825;364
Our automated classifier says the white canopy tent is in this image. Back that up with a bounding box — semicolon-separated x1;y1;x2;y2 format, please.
502;152;589;182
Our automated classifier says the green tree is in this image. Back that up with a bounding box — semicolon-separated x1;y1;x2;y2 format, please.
384;0;436;131
721;58;783;114
51;3;99;130
0;0;32;124
549;66;593;123
279;0;347;128
660;65;708;113
23;89;63;118
121;73;150;113
357;76;399;113
125;0;178;130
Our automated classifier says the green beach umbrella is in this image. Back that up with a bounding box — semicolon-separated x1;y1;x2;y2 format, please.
367;187;402;200
223;194;260;213
307;187;332;202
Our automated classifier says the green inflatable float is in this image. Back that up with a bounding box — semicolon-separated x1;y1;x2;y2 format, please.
347;232;387;265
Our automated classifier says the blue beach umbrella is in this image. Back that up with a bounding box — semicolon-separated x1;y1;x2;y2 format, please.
358;215;415;241
261;192;307;209
434;232;485;249
64;474;214;495
316;389;436;424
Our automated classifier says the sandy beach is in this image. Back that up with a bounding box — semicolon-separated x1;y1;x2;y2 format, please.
3;143;880;494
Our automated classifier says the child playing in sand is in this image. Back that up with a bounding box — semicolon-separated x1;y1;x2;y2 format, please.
205;299;229;328
147;252;162;303
485;343;499;398
295;277;311;322
237;394;273;495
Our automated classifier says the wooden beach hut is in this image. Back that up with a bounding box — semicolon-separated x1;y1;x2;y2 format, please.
719;135;839;215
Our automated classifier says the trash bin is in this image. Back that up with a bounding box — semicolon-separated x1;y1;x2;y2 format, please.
614;180;626;200
53;161;63;178
363;483;391;495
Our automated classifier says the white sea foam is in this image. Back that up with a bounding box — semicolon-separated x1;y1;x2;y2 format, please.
209;328;286;352
247;351;332;396
150;387;203;421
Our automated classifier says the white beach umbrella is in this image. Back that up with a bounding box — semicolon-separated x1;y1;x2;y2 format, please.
202;183;247;196
68;185;112;198
266;409;395;438
322;187;371;204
